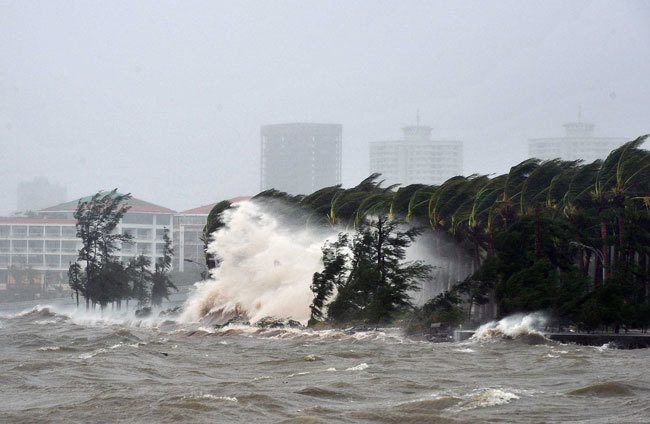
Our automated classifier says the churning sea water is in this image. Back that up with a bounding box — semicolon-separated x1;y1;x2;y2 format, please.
0;305;648;424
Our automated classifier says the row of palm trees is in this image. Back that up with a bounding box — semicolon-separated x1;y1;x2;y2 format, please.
208;136;649;322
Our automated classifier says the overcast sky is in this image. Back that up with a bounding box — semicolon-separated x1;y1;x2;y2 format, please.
1;0;648;214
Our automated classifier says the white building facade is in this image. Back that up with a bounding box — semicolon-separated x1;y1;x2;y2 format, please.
369;126;463;187
529;122;627;163
0;194;176;296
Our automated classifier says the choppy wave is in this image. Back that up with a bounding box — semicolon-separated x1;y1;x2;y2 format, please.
471;312;549;343
568;382;635;397
457;388;520;410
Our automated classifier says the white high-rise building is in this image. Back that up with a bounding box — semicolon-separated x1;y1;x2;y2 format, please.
369;125;463;186
529;122;627;163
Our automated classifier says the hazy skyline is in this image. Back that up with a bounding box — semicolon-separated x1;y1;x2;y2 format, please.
1;0;648;214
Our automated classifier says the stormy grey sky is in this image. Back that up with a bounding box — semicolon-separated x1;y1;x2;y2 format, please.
1;0;648;214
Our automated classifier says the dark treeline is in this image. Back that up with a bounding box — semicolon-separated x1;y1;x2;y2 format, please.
206;137;650;331
67;190;177;311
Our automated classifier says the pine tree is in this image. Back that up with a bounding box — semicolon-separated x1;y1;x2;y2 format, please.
311;216;432;324
309;233;349;322
69;189;132;309
151;229;177;307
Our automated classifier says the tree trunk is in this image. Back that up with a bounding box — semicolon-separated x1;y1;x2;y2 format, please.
578;247;585;277
534;205;541;257
601;220;609;281
594;258;602;288
618;209;625;266
75;290;79;307
640;252;649;303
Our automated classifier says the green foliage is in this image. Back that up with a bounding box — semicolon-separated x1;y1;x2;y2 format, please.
70;190;132;309
151;229;177;307
309;233;349;322
129;255;152;307
204;137;649;330
66;189;176;310
310;215;432;325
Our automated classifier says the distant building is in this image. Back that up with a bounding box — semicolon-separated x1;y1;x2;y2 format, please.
529;122;627;163
173;197;249;272
369;125;463;186
16;177;67;212
0;193;256;297
1;193;177;296
260;123;342;195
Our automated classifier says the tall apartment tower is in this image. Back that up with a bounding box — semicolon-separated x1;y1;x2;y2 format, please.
260;123;342;195
369;125;463;187
529;122;627;163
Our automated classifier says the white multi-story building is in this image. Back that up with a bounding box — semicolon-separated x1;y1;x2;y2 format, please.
529;122;627;163
0;193;176;295
369;125;463;187
0;216;78;293
0;193;255;298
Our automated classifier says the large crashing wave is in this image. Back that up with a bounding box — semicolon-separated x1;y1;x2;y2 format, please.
180;201;332;324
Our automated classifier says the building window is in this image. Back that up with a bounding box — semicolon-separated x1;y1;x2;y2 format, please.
122;213;153;225
137;243;151;255
12;240;27;253
45;240;60;253
0;240;9;253
61;241;77;253
60;255;76;266
28;240;43;252
0;226;9;238
137;229;151;240
28;226;44;237
61;226;76;238
28;254;43;266
46;255;61;268
12;226;27;237
156;214;171;226
45;226;61;238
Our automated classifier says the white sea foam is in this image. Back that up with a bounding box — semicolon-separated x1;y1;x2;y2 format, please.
457;388;520;410
346;363;369;371
180;201;333;324
472;312;548;341
38;346;61;351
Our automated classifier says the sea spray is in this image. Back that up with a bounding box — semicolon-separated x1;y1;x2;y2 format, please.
180;201;334;324
472;312;548;341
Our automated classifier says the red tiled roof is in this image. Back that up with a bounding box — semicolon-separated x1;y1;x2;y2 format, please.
180;196;251;215
0;218;75;225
